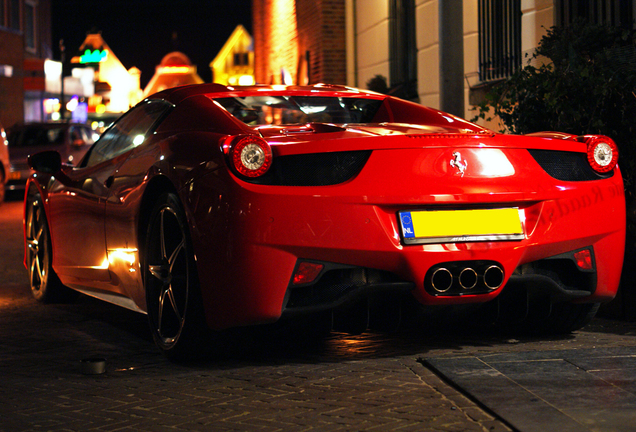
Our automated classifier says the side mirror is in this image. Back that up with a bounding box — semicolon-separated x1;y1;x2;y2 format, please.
28;150;62;174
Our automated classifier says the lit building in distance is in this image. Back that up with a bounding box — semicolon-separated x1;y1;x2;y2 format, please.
71;32;143;115
143;52;203;97
210;25;254;86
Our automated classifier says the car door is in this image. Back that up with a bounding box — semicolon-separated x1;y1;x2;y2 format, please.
46;136;128;290
101;100;174;304
46;101;172;296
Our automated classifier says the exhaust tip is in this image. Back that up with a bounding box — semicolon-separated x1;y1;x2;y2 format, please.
483;265;504;290
459;267;478;290
431;268;453;293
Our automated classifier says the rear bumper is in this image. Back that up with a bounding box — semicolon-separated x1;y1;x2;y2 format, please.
188;168;625;330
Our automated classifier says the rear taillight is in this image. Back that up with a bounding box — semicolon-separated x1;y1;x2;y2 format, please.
574;249;593;270
582;135;618;173
225;135;273;178
292;261;324;285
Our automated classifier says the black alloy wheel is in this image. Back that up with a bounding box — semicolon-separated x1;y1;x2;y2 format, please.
25;193;74;302
144;193;206;359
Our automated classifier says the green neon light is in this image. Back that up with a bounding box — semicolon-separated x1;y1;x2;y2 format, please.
79;49;108;64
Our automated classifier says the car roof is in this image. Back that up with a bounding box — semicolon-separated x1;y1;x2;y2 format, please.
147;83;385;105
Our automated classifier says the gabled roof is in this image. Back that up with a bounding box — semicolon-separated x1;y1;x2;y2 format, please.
210;25;253;69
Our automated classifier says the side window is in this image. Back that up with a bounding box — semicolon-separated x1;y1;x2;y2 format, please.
83;100;173;167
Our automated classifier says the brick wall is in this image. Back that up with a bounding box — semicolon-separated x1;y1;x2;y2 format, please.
253;0;299;84
0;30;25;128
253;0;346;85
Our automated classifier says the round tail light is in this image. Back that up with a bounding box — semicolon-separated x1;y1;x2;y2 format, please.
584;135;618;173
229;135;273;178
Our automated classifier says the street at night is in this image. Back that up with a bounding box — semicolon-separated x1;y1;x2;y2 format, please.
3;197;636;431
2;1;636;430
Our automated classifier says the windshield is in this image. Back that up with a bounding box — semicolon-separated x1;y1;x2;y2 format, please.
215;96;383;126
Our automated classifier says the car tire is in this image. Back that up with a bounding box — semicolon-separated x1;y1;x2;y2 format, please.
143;193;208;361
25;193;77;303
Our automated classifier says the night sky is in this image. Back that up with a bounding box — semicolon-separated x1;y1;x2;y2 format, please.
51;0;253;88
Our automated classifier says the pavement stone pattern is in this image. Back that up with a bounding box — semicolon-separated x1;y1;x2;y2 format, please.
0;283;512;432
0;200;509;431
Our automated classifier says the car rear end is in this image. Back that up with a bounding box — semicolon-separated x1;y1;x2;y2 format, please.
192;132;622;329
178;88;624;332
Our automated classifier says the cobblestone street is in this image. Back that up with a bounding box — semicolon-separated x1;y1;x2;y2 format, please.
3;199;636;431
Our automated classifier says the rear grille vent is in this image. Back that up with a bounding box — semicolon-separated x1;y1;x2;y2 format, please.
286;267;409;310
246;150;371;186
528;149;612;181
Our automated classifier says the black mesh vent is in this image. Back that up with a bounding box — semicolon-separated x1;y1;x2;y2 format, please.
244;150;372;186
286;267;406;310
528;149;612;181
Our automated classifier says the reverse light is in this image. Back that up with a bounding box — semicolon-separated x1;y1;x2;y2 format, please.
574;249;593;270
229;135;273;177
583;135;618;173
292;262;324;285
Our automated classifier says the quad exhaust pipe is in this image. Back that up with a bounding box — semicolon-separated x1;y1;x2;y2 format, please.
431;268;453;292
483;265;505;290
429;262;504;294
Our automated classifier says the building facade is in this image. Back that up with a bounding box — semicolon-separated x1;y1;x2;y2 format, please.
210;25;255;86
348;0;636;122
143;51;203;97
0;0;52;127
252;0;347;85
72;32;142;115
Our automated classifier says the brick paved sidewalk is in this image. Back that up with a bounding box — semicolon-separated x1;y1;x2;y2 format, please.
0;280;511;432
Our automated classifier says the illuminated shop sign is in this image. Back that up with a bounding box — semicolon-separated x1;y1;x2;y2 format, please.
79;49;109;64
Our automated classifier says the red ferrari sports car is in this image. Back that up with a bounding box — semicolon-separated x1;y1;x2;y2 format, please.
24;84;625;358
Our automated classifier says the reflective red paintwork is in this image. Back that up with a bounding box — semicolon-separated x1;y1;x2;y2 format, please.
23;84;625;344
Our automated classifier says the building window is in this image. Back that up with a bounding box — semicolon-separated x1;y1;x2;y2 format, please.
0;0;5;28
389;0;417;100
556;0;634;27
25;1;35;51
233;52;249;67
10;0;19;31
478;0;522;82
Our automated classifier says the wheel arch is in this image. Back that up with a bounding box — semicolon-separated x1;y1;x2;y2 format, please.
137;175;179;267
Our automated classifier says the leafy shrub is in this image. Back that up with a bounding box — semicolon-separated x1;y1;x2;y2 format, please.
472;19;636;192
472;20;636;317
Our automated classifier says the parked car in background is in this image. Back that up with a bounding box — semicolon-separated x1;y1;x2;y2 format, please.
7;122;96;193
24;84;625;359
0;122;9;203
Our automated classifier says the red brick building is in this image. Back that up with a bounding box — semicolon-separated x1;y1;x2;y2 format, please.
252;0;346;86
0;0;52;128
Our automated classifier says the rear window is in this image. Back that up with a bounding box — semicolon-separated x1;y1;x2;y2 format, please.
215;96;383;126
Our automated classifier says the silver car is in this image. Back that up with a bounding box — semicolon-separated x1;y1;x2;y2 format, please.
7;122;96;193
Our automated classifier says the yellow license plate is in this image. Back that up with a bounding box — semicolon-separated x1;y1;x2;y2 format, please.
8;172;21;181
399;208;524;245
